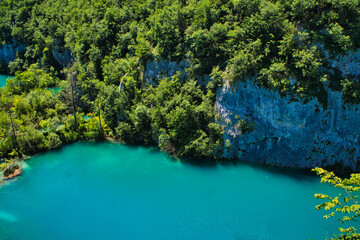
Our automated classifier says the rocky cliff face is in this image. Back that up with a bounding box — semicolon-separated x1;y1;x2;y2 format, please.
0;40;72;68
330;49;360;77
51;40;72;67
144;59;210;85
145;59;191;85
215;80;360;170
215;50;360;170
0;43;26;64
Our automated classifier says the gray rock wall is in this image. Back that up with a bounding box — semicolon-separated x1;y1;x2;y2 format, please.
215;80;360;170
0;40;72;68
330;50;360;77
0;43;26;64
144;59;211;85
51;40;72;67
144;59;191;85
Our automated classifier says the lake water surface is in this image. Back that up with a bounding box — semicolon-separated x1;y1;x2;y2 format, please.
0;142;340;240
0;74;12;87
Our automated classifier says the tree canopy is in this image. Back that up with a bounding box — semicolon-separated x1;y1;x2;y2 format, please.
0;0;359;161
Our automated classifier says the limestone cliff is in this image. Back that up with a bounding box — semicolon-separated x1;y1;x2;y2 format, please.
51;40;72;68
144;59;190;85
0;40;72;68
0;42;26;64
215;80;360;170
144;59;210;85
215;50;360;170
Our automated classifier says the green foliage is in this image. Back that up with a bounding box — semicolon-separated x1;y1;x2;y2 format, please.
237;119;255;134
186;24;228;76
227;39;264;82
258;61;290;96
119;75;224;159
131;104;152;142
82;112;110;139
115;122;134;142
313;167;360;240
7;64;57;94
341;79;360;104
0;0;360;163
0;0;357;102
19;126;47;155
102;58;130;86
326;23;353;54
148;3;185;60
45;132;62;149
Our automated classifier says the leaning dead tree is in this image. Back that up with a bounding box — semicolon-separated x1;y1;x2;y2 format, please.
59;68;80;126
69;70;78;125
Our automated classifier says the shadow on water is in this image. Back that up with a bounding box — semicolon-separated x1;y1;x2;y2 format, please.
250;163;317;181
22;140;328;182
99;140;320;181
102;140;356;179
166;151;318;182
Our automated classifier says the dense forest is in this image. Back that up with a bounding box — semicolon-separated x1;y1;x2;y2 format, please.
1;1;360;239
0;0;360;164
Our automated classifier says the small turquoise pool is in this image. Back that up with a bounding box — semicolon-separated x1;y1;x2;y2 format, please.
0;74;13;87
47;86;61;95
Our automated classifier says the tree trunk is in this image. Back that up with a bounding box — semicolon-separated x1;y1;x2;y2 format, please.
98;101;103;138
70;72;77;125
6;101;18;155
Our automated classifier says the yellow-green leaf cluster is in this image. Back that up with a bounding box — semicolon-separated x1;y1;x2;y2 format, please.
313;167;360;239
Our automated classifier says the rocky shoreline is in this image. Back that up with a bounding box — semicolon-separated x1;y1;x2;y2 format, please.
3;167;22;180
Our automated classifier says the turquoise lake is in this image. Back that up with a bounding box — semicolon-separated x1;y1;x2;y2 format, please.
0;142;340;240
0;74;12;87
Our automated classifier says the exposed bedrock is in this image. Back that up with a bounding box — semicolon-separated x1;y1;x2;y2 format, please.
215;80;360;170
0;42;26;64
144;59;191;85
51;40;72;68
0;39;72;68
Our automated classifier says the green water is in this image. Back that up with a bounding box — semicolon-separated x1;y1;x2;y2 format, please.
0;74;13;87
47;86;61;95
82;115;91;120
0;142;340;240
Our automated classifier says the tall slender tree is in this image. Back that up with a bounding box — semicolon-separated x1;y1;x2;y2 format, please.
60;66;80;126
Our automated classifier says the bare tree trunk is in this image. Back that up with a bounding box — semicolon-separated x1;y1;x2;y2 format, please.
70;72;77;125
6;101;18;154
98;101;103;138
